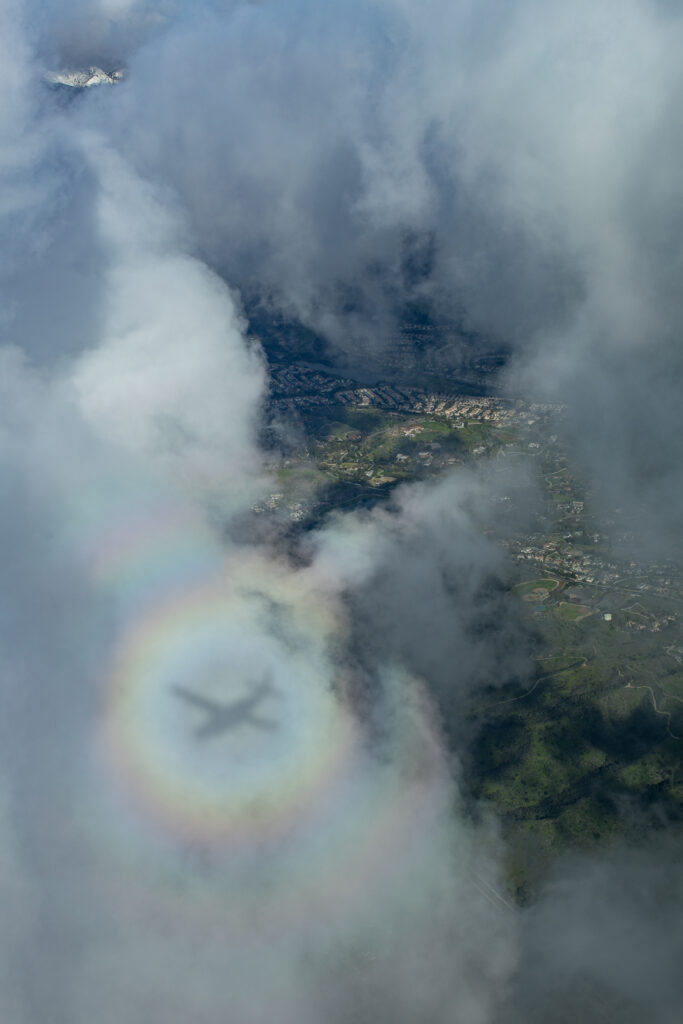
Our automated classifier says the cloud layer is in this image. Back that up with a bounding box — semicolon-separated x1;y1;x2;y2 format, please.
1;1;682;1021
72;0;683;551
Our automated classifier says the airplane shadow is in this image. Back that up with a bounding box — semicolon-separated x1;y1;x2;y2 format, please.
171;674;280;741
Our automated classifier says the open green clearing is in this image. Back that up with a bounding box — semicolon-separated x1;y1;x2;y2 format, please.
555;602;592;621
515;579;559;596
465;604;683;900
297;406;507;507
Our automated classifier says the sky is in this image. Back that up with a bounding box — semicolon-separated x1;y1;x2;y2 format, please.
1;1;682;1021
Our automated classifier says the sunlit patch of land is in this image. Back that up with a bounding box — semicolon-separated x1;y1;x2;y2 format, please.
259;366;683;901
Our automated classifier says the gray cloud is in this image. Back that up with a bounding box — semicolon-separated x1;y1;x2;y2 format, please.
72;0;683;550
0;354;518;1022
501;840;683;1024
1;9;518;1022
25;0;174;69
2;1;683;1021
311;465;538;749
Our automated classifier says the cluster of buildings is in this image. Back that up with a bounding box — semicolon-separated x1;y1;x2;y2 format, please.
269;363;558;425
250;492;308;521
266;361;683;643
508;536;680;592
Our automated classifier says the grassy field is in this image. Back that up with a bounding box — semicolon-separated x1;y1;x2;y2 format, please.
515;579;559;596
556;602;592;621
464;599;683;900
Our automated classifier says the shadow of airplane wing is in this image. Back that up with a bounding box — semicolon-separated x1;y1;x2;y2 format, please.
171;685;223;714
